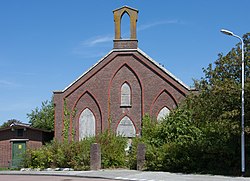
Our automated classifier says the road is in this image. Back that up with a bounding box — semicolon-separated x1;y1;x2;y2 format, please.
1;170;250;181
0;175;117;181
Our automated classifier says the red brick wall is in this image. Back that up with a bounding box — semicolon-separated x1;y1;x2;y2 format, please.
54;50;190;141
27;140;43;150
0;140;11;168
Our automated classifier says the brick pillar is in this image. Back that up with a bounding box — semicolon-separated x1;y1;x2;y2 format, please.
137;143;146;170
90;143;101;170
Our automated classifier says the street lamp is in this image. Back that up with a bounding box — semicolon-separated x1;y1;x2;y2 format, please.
221;29;245;175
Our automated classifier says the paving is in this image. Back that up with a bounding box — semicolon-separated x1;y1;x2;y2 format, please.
1;169;250;181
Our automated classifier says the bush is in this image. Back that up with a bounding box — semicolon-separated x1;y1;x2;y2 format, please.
23;138;95;170
130;110;243;175
96;131;127;168
23;131;127;170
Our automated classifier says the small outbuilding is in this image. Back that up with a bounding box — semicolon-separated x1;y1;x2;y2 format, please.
0;122;53;168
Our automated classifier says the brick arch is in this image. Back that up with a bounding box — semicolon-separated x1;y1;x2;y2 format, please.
72;91;102;140
120;11;130;39
115;115;138;137
108;63;143;115
113;6;138;40
108;63;142;134
78;107;96;140
150;89;177;119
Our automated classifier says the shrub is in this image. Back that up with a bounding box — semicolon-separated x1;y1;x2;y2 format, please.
23;138;95;170
129;110;243;175
96;131;127;168
23;131;127;170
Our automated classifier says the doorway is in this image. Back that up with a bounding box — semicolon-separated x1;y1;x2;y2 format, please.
11;141;26;168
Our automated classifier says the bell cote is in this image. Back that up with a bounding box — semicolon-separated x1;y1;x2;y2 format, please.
113;6;139;49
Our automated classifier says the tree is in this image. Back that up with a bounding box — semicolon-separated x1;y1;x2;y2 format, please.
189;32;250;126
130;32;250;175
0;119;22;128
27;99;54;131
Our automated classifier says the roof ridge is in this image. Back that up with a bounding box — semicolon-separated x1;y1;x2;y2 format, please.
137;48;190;90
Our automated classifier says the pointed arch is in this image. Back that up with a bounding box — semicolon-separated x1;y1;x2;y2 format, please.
79;108;96;140
116;116;136;137
113;6;138;39
120;11;130;39
157;106;170;121
73;91;102;131
72;91;102;140
150;89;177;120
150;89;177;115
121;82;131;106
108;63;143;122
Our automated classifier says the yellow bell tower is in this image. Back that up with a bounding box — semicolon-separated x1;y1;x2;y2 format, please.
113;6;139;49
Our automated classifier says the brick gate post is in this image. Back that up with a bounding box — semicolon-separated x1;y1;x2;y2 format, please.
90;143;101;170
137;143;146;170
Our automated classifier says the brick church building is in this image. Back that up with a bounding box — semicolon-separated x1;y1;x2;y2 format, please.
53;6;191;141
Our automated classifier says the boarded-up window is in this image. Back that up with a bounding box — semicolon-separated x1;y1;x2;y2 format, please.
117;116;136;137
157;107;170;121
79;108;95;140
121;83;131;106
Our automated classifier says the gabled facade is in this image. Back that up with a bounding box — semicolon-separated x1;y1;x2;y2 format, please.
53;6;191;141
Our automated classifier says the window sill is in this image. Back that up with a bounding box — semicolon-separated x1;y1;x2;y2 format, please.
120;105;132;108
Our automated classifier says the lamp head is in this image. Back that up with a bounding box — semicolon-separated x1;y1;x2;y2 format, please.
221;29;234;36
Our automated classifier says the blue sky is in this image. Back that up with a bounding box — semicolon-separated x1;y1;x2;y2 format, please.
0;0;249;125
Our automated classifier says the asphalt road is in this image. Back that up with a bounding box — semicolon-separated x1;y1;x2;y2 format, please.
0;175;117;181
1;170;250;181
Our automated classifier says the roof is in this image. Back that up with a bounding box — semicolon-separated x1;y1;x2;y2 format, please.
113;5;139;13
54;48;190;93
0;122;53;132
10;122;30;128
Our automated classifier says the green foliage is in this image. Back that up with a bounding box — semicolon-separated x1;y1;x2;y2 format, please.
130;32;250;175
192;32;250;126
96;131;127;168
62;100;70;141
23;138;94;170
23;131;127;170
133;111;241;175
27;99;54;131
62;100;77;142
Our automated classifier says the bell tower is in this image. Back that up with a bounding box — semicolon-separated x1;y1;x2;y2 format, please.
113;6;138;49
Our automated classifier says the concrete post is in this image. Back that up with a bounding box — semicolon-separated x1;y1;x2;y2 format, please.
90;143;101;170
137;143;146;170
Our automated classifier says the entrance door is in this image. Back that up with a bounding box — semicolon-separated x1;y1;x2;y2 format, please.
12;141;26;168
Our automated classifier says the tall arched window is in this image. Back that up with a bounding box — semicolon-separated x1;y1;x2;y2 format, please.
157;107;170;121
117;116;136;137
79;108;95;140
121;83;131;107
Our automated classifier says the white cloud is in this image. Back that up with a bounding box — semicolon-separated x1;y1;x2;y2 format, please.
138;19;184;31
0;80;20;88
72;34;113;58
72;19;185;57
81;35;113;47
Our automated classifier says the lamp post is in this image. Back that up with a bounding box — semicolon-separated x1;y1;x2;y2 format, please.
221;29;245;175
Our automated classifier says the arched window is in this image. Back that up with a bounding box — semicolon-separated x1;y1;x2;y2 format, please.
121;12;130;39
157;107;170;121
117;116;136;137
79;108;95;140
121;83;131;107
